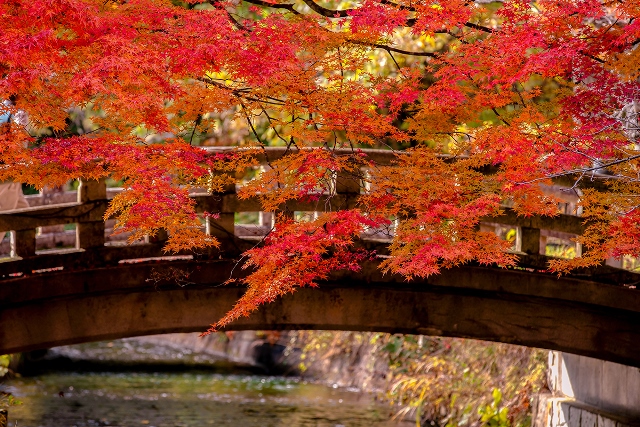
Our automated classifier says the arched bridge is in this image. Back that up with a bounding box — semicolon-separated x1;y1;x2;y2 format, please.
1;148;639;367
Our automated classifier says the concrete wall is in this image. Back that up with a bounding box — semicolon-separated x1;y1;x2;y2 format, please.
549;352;640;419
533;395;635;427
534;352;640;427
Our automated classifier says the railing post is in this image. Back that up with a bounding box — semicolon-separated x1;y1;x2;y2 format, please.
207;182;235;239
278;204;295;222
12;229;36;258
76;178;107;249
520;227;541;255
335;169;362;194
147;228;168;244
259;212;274;229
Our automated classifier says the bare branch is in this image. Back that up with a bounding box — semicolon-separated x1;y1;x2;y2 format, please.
370;0;417;12
299;0;348;17
464;22;494;33
517;154;640;185
347;39;436;57
242;0;300;14
297;0;494;34
225;11;250;30
374;43;437;57
198;77;289;106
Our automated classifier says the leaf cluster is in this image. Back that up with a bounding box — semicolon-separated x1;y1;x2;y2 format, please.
2;0;640;324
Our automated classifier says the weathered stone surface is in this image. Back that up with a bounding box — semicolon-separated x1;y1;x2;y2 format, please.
549;352;640;420
1;260;640;368
0;201;107;232
533;395;636;427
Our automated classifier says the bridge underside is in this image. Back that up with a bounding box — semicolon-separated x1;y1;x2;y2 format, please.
1;259;639;367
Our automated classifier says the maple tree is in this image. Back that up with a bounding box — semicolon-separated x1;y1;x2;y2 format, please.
1;0;640;328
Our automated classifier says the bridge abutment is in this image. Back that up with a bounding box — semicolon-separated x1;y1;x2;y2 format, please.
533;352;640;427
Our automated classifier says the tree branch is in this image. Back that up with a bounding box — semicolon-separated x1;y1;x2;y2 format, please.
297;0;494;34
226;11;249;31
242;0;300;14
375;44;436;57
204;1;251;30
347;39;436;57
580;51;606;64
299;0;348;17
198;77;290;106
460;22;493;33
517;154;640;185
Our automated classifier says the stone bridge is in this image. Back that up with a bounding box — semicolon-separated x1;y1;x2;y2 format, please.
1;148;639;368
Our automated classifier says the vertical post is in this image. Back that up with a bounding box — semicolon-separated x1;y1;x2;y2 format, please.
335;169;362;194
12;229;36;258
76;178;107;249
278;203;295;223
520;227;541;255
207;182;235;239
147;228;168;244
259;212;273;226
207;213;235;239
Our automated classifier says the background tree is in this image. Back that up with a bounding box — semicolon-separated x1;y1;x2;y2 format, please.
1;0;640;325
289;331;547;427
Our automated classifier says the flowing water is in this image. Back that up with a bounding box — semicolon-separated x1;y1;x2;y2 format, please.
1;340;411;427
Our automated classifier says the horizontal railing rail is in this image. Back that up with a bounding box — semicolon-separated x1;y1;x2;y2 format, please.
0;147;635;285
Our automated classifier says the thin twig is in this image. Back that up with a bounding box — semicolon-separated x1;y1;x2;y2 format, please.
517;154;640;185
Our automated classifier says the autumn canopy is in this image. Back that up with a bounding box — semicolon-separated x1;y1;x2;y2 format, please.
1;0;639;327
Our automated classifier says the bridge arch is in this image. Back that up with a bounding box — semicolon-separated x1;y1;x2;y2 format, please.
1;148;639;368
2;259;639;368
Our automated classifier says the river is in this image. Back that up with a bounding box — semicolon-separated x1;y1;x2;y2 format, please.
1;339;412;427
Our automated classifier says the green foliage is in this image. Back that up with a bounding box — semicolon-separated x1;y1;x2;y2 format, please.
0;355;9;377
21;183;39;195
478;389;510;427
290;332;547;427
385;337;546;427
0;354;21;408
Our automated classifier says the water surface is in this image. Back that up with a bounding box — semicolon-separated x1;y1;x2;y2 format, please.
4;369;407;427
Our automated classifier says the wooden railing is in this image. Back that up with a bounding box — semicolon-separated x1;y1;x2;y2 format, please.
0;148;637;284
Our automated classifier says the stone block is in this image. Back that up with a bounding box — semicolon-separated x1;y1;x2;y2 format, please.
568;405;582;427
597;415;616;427
578;354;602;407
581;411;597;427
